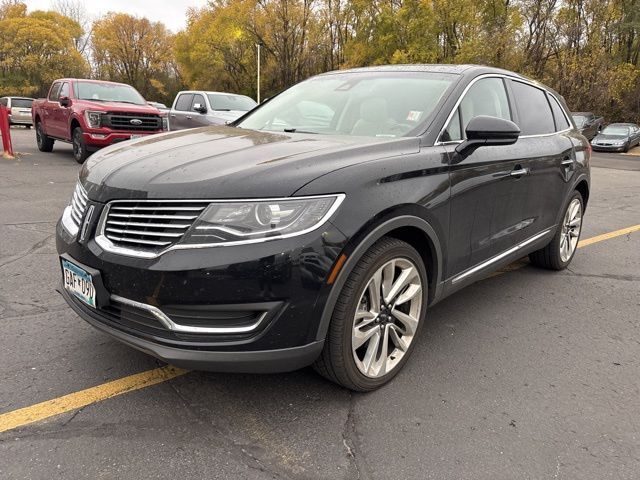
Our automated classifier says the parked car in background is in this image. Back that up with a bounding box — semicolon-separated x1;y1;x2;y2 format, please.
32;79;167;163
169;91;257;130
590;123;640;152
0;96;35;128
57;65;590;391
571;112;604;140
147;101;169;111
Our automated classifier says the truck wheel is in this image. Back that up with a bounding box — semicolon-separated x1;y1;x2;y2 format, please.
35;122;54;152
72;127;90;163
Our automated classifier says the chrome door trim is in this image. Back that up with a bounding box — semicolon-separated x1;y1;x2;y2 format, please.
434;73;573;146
450;227;555;284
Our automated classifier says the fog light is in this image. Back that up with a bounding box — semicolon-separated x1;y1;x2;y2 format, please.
90;133;107;139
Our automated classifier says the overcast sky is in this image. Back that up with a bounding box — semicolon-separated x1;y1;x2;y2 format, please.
23;0;208;32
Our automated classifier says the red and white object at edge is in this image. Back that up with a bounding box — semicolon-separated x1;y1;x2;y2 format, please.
0;105;14;158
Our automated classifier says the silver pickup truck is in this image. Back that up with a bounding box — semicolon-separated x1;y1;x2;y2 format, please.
168;90;257;131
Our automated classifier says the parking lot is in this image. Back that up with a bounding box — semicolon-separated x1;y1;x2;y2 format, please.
1;126;639;479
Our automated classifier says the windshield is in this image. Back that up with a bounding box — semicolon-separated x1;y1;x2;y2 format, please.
207;94;256;112
12;98;33;108
237;72;457;137
75;81;146;105
602;126;629;136
572;115;587;127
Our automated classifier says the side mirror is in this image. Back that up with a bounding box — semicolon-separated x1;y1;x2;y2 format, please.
59;96;71;107
455;115;520;155
193;103;207;114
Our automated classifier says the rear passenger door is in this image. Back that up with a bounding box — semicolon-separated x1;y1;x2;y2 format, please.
507;80;574;237
170;93;194;130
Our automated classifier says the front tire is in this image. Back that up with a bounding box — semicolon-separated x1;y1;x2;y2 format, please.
314;237;428;391
72;127;90;163
35;122;54;152
529;192;583;270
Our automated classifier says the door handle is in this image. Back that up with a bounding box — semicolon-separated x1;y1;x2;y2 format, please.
510;168;529;177
186;116;192;120
170;114;176;118
561;157;574;166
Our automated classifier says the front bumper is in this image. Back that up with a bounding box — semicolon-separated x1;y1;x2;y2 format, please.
82;130;162;150
60;286;324;373
591;144;626;152
56;208;347;372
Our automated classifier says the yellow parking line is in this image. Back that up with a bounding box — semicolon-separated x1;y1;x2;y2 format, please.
1;224;639;435
0;365;188;433
577;224;640;248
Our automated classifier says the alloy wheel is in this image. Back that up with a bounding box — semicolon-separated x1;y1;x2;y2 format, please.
352;257;423;378
560;198;582;262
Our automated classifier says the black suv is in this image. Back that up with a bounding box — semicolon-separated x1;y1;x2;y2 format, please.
57;65;590;391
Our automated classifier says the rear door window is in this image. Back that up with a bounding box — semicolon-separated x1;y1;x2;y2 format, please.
510;81;556;135
175;93;194;111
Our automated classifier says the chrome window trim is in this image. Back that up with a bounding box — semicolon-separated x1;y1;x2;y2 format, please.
110;294;268;334
95;194;346;259
450;226;555;284
434;73;573;146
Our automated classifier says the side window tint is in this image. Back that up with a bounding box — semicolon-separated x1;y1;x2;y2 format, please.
59;82;70;99
441;108;462;142
460;78;511;133
191;94;205;111
49;82;61;101
511;81;555;135
548;95;570;131
175;93;194;111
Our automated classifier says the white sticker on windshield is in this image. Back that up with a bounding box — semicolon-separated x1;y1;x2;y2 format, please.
407;111;422;122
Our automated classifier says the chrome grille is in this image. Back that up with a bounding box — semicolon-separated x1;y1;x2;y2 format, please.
102;112;162;131
69;182;89;229
103;201;209;251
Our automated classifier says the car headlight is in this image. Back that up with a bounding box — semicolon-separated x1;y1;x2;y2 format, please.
161;116;169;131
84;110;103;128
179;194;345;246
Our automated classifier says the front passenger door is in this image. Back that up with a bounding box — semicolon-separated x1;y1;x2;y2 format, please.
442;77;532;278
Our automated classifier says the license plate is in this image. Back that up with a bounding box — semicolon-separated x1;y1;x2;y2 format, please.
62;259;96;308
130;134;144;139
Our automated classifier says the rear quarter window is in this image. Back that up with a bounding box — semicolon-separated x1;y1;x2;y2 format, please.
510;81;555;135
548;95;570;131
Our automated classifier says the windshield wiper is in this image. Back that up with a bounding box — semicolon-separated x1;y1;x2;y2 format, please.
283;128;318;134
213;109;231;111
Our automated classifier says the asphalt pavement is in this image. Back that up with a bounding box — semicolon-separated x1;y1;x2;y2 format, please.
1;126;639;479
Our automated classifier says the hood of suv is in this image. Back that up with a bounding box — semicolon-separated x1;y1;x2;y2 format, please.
81;126;419;202
81;100;161;115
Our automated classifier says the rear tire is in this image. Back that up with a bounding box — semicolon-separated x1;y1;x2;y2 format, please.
314;237;428;391
72;127;90;163
35;122;54;152
529;191;583;270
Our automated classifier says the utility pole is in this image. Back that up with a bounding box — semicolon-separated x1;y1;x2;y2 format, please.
256;43;262;104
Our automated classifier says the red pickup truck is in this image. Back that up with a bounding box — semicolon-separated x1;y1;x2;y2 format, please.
32;79;167;163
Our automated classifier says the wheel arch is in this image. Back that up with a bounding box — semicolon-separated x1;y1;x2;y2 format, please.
315;214;444;342
70;117;81;139
575;178;589;209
